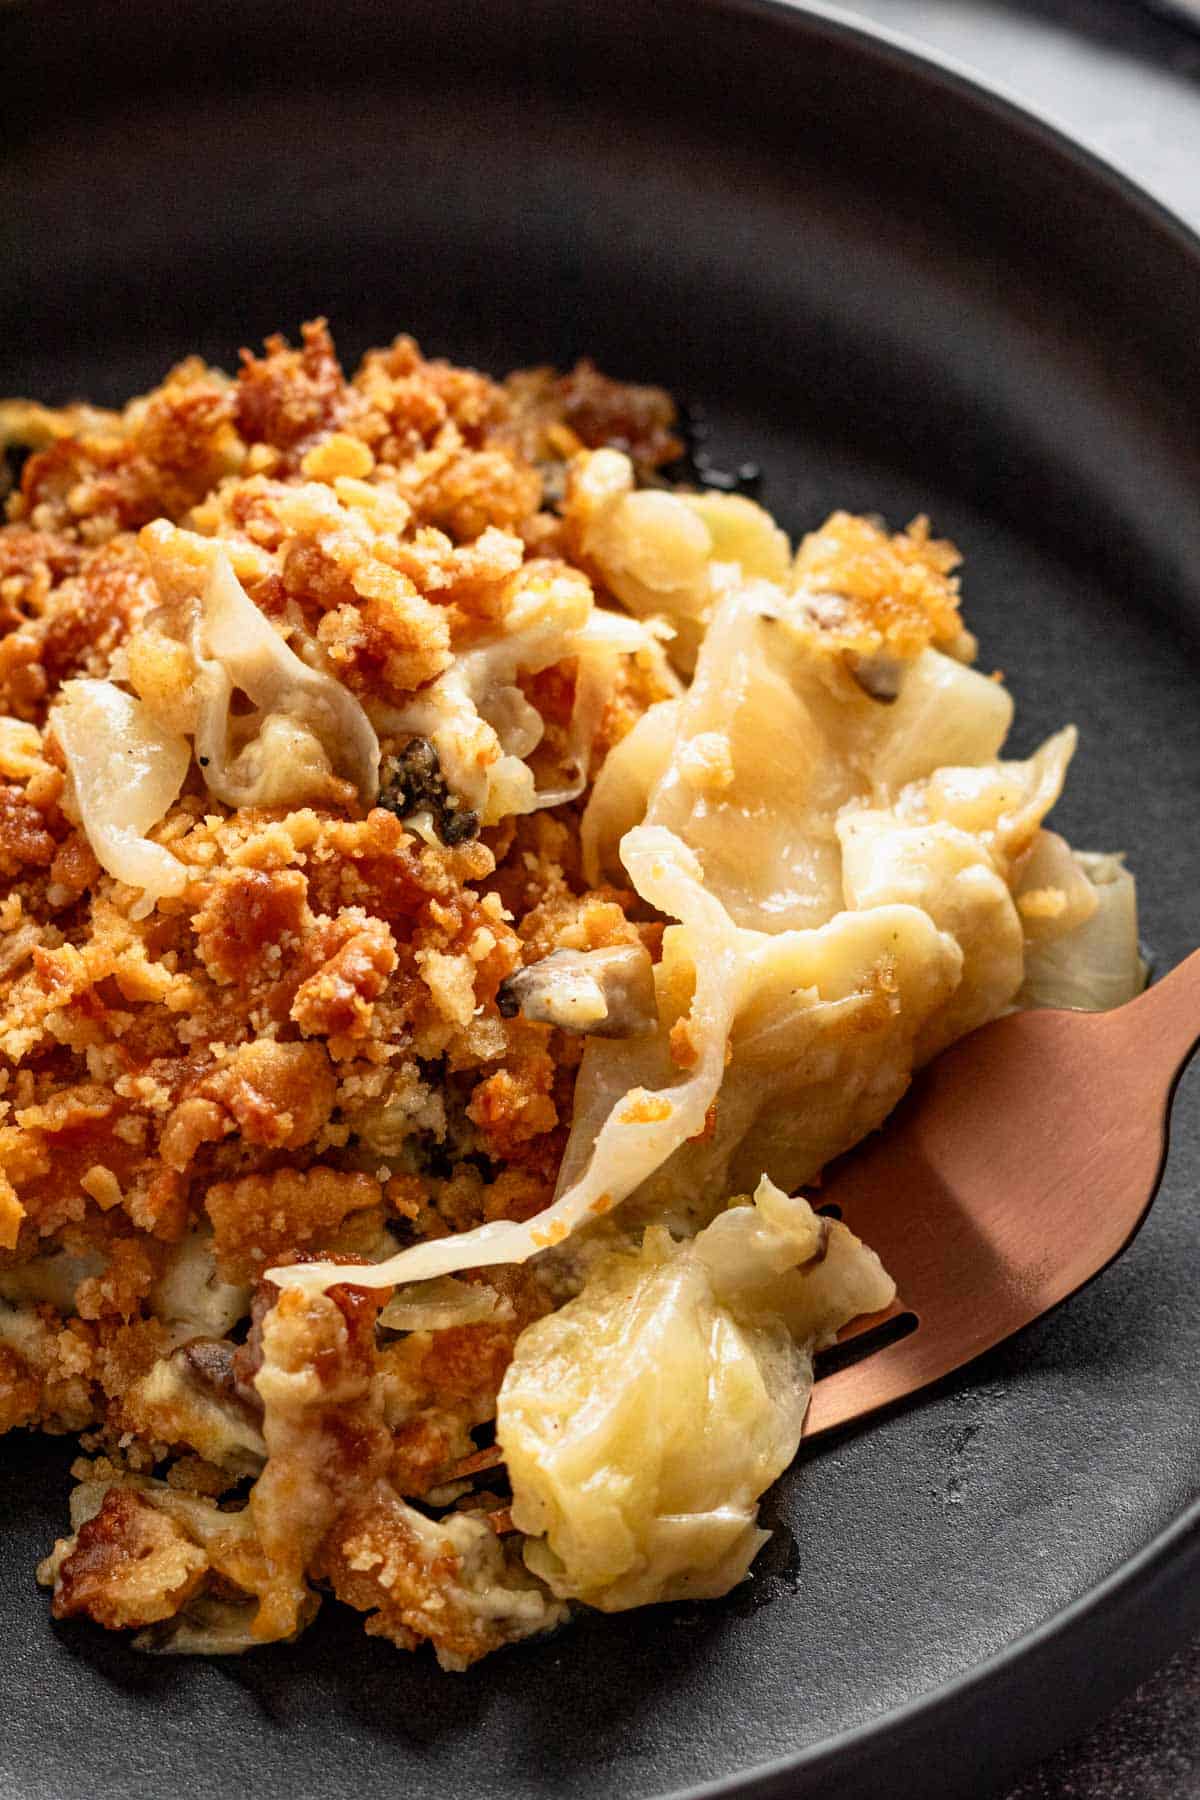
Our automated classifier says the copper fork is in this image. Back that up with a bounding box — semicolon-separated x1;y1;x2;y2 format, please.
804;951;1200;1438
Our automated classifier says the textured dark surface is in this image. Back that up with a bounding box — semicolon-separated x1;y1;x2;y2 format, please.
1;3;1199;1798
1006;1636;1200;1799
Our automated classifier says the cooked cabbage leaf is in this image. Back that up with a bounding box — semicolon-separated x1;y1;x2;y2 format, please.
277;564;1130;1299
499;1176;893;1610
1019;850;1145;1011
195;548;381;808
53;678;191;915
582;581;1015;932
567;447;790;672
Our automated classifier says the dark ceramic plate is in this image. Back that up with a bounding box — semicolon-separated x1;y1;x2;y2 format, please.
1;3;1198;1796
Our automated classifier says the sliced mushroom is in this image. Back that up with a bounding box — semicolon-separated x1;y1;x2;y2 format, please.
152;1227;250;1340
174;1337;264;1429
847;651;905;703
134;1337;267;1476
378;736;480;846
497;944;657;1038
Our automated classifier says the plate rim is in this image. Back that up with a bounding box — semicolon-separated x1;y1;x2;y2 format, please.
657;2;1200;1794
673;1492;1200;1800
738;0;1200;255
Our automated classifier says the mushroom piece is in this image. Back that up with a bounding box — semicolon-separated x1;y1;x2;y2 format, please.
377;736;480;846
174;1338;264;1428
134;1338;267;1477
847;651;905;703
152;1227;250;1340
497;944;657;1038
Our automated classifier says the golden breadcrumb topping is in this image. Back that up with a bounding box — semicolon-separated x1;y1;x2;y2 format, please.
1;319;991;1666
792;509;966;660
0;323;691;1664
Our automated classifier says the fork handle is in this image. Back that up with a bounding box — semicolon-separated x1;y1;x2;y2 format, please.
1103;948;1200;1089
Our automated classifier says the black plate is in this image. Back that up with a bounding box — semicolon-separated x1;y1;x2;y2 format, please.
1;4;1198;1797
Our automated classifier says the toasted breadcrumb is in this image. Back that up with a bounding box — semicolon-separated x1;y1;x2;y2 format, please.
1;319;961;1667
47;1487;209;1629
793;509;966;659
0;322;683;1663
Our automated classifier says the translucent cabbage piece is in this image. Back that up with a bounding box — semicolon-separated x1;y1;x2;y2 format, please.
640;582;853;929
1019;851;1146;1011
378;1275;504;1333
195;549;380;808
499;1176;894;1611
1011;829;1099;947
838;813;1025;1060
838;728;1080;1057
867;648;1012;792
53;678;191;915
608;889;963;1236
582;580;1018;933
568;447;791;671
580;697;678;886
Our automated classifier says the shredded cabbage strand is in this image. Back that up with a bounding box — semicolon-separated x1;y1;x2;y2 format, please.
53;678;191;915
268;824;740;1293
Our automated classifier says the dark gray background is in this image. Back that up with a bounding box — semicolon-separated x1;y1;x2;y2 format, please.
834;8;1200;1795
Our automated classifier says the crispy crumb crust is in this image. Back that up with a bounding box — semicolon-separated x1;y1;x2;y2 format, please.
1;320;964;1664
0;323;683;1663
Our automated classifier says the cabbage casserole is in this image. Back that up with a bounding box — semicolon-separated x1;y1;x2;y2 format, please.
0;325;1144;1665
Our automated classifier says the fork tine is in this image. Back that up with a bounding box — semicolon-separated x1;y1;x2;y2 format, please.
799;957;1200;1438
822;1294;909;1345
805;1326;933;1438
